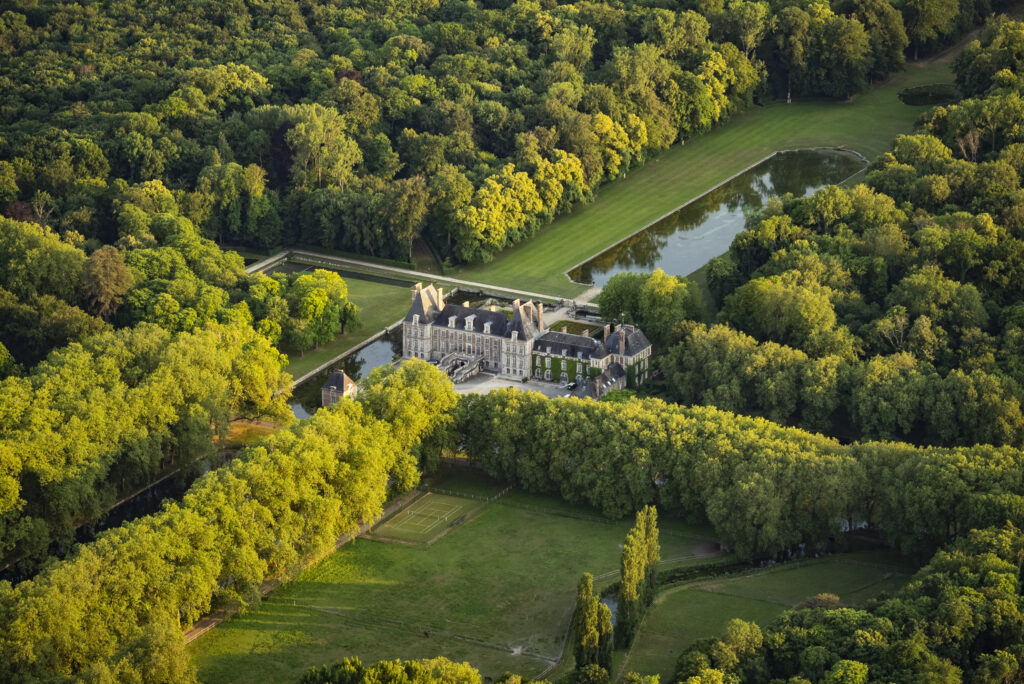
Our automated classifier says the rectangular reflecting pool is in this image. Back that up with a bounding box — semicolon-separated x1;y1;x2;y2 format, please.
568;149;866;286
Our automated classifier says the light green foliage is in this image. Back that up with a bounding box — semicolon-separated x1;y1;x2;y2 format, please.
358;360;459;489
0;320;292;568
0;372;450;681
299;657;483;684
573;573;612;671
276;269;359;353
616;505;661;646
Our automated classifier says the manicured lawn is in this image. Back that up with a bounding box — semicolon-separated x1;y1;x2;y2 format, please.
281;274;414;381
622;551;913;682
457;58;955;297
369;493;484;544
188;494;719;683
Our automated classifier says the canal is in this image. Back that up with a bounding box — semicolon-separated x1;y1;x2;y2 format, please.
567;149;866;286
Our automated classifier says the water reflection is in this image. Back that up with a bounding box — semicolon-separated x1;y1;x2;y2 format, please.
569;150;866;286
290;329;404;419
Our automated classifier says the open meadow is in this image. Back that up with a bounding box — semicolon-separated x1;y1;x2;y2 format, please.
621;550;915;681
188;476;721;683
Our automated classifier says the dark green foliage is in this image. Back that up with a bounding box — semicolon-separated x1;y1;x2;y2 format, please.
0;0;938;267
597;269;700;346
676;524;1024;682
456;389;1024;560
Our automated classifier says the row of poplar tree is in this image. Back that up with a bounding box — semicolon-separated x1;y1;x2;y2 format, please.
572;506;661;682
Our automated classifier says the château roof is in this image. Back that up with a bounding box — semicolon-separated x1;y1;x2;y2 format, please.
434;303;512;337
536;330;603;360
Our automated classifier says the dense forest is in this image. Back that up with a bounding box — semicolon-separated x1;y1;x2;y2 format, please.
6;0;1024;682
2;0;1006;266
589;19;1024;454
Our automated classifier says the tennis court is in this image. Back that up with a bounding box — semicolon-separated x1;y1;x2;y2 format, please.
370;493;481;544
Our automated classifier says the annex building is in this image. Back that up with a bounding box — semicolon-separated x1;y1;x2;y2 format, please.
402;283;652;397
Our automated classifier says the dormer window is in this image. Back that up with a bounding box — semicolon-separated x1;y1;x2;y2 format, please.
448;316;456;328
465;314;476;331
484;321;492;334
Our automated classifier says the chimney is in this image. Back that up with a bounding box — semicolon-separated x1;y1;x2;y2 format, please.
603;323;611;342
619;329;626;355
412;282;422;301
512;298;521;310
561;326;568;333
463;301;470;307
581;329;589;337
538;302;544;331
437;287;444;304
490;305;496;312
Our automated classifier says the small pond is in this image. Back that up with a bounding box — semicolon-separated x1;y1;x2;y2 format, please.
567;149;867;286
290;329;404;419
898;83;960;107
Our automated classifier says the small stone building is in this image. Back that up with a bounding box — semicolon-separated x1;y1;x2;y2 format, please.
321;370;357;407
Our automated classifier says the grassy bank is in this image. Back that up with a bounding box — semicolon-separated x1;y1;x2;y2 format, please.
458;57;955;297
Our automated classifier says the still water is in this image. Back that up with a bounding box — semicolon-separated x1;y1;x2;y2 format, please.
289;329;404;419
568;149;866;286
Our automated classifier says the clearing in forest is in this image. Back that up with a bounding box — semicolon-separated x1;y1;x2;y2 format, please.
622;551;915;682
188;480;718;684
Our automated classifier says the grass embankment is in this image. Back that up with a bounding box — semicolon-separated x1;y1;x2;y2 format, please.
188;481;718;683
623;551;914;681
280;274;415;380
458;57;955;297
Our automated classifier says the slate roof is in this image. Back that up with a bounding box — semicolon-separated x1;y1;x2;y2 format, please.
322;370;356;394
604;362;627;381
404;283;444;322
536;330;603;360
595;325;651;358
569;364;626;400
509;300;540;339
434;304;512;337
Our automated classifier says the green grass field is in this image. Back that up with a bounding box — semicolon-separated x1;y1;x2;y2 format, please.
188;491;720;683
622;551;914;681
370;493;483;544
458;57;957;297
281;273;414;380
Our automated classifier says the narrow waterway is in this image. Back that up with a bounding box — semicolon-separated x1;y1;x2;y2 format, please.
290;330;404;419
568;150;866;286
